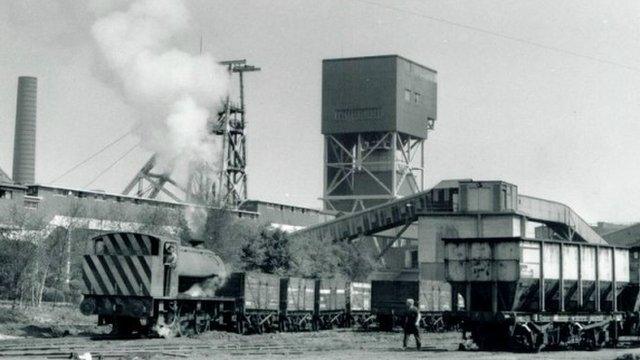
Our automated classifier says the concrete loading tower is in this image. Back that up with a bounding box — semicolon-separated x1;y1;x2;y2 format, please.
322;55;437;212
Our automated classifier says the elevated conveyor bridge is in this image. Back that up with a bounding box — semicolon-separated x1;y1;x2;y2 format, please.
290;180;606;245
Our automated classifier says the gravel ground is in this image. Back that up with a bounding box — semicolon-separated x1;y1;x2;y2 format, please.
0;304;105;338
0;307;636;360
0;330;635;360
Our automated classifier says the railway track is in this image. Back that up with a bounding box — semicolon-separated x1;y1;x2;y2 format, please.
0;329;453;358
0;337;356;358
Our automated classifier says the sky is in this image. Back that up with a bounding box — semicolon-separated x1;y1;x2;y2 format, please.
1;0;640;223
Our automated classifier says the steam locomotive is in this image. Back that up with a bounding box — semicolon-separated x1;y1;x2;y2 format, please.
80;232;231;336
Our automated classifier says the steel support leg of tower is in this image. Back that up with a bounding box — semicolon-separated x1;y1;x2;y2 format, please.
322;132;424;213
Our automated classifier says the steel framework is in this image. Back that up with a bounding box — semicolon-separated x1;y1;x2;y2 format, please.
122;155;185;202
322;131;426;213
214;60;260;207
122;60;259;208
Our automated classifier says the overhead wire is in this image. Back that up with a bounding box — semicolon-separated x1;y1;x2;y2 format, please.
83;142;140;188
50;125;140;184
352;0;640;73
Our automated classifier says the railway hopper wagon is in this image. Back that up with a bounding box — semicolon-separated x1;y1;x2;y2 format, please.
80;232;232;337
216;272;281;334
444;236;631;351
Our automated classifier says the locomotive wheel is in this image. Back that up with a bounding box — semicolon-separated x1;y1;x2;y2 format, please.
179;318;194;337
154;311;180;338
194;311;209;335
175;308;195;337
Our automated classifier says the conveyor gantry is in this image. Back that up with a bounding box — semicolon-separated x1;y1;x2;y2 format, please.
290;180;607;245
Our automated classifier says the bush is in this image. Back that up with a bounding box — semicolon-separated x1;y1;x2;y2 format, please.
42;288;65;303
0;308;29;323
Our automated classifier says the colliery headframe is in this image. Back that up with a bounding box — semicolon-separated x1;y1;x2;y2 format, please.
122;59;261;209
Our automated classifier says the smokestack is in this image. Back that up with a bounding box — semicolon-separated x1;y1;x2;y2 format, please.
12;76;37;184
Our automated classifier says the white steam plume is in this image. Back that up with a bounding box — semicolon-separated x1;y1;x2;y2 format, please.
91;0;228;189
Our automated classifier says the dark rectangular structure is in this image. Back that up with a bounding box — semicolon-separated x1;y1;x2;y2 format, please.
371;280;419;315
322;55;436;139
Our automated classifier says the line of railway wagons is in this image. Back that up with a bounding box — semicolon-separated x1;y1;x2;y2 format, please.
79;231;451;337
215;273;452;333
80;230;640;352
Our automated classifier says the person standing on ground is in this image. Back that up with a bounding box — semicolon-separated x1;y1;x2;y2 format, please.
403;298;421;350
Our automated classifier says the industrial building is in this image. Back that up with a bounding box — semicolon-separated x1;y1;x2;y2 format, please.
322;55;436;212
0;75;333;237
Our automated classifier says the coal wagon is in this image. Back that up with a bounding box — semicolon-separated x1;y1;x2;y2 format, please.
216;272;281;334
314;278;347;329
346;281;373;328
444;236;630;351
279;277;316;331
370;280;452;331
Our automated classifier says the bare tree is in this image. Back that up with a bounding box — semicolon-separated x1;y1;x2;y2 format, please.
0;202;49;306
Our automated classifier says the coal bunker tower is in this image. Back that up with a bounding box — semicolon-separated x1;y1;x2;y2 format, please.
321;55;437;213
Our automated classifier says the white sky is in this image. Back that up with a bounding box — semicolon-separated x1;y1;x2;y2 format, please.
1;0;640;223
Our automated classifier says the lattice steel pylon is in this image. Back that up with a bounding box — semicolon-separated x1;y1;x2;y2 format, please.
324;131;430;212
213;60;260;207
122;60;260;208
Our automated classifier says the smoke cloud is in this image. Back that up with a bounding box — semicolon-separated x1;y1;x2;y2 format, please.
182;276;228;298
91;0;228;191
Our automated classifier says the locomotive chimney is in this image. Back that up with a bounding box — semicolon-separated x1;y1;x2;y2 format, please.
12;76;37;184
